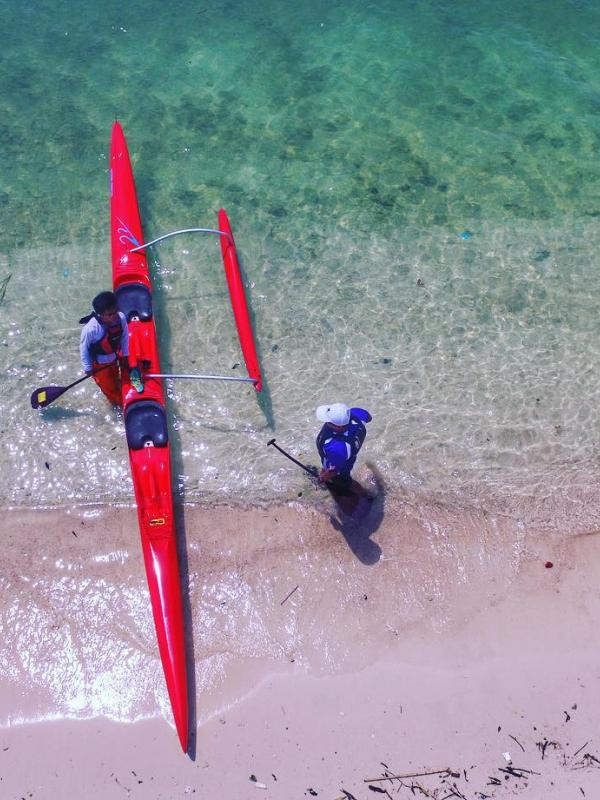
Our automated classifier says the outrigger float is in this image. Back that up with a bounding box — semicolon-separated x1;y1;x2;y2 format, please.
110;121;262;751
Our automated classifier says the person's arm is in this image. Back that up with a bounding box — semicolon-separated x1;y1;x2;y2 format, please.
319;466;338;482
350;407;372;423
118;313;130;372
319;439;351;481
80;324;94;374
119;313;130;358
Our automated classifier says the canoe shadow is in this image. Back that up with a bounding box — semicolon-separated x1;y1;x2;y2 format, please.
147;252;198;759
39;406;95;421
194;421;272;435
328;462;385;565
133;412;197;756
173;501;197;760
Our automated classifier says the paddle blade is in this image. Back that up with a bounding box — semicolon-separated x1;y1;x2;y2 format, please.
31;385;68;409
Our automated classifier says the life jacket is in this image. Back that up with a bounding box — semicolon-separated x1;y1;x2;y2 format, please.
87;318;123;360
316;415;367;474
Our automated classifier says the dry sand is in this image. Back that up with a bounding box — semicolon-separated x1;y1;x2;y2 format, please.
1;472;600;798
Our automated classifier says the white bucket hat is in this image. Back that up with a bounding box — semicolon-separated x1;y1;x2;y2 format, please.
316;402;351;426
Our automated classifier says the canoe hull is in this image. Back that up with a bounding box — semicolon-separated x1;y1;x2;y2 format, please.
110;121;189;752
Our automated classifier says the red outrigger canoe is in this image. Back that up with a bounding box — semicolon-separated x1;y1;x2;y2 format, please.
110;122;189;751
109;122;262;752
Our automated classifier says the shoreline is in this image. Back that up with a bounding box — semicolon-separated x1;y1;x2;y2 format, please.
2;484;600;797
2;525;600;797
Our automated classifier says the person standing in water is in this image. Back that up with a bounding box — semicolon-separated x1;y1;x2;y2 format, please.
316;402;372;491
79;291;129;405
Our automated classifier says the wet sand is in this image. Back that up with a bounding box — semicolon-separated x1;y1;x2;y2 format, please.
2;470;600;798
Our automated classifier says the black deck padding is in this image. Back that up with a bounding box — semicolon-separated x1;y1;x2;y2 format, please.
125;400;168;449
116;282;153;322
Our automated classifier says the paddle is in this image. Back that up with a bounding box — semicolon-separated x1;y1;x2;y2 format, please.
267;438;318;477
30;364;113;409
266;439;369;512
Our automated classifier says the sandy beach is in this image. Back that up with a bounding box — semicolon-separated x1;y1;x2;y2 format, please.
2;470;600;799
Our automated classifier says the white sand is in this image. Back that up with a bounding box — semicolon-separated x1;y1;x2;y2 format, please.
2;483;600;798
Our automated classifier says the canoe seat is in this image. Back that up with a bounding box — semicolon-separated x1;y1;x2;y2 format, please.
116;283;153;322
125;400;168;450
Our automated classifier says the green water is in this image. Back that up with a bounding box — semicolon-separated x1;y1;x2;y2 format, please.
3;0;600;250
2;0;600;524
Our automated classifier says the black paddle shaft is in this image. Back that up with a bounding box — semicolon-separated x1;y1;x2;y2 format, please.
31;363;113;409
267;438;318;476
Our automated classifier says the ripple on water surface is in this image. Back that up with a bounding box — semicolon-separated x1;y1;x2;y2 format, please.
4;220;600;531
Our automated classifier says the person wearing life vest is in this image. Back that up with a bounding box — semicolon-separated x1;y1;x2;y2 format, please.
79;291;129;405
316;402;372;490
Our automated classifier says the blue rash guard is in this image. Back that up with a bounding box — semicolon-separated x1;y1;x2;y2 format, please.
316;407;372;476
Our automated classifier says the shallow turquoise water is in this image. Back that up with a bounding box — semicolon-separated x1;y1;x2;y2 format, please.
2;0;600;525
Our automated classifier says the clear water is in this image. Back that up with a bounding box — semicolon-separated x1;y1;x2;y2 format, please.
3;0;600;523
2;0;600;730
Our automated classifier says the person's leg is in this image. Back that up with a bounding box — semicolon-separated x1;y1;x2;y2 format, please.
327;472;353;495
92;361;122;405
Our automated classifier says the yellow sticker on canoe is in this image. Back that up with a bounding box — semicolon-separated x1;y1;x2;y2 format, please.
149;517;165;526
38;391;46;403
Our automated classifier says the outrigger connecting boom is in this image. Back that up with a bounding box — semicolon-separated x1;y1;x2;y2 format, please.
128;221;262;393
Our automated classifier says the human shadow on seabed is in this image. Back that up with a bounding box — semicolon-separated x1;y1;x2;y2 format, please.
327;462;385;565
